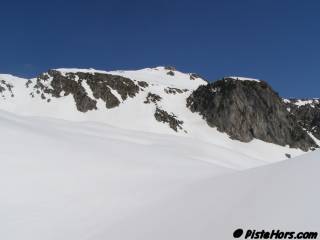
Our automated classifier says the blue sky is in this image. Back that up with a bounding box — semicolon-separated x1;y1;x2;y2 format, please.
0;0;319;98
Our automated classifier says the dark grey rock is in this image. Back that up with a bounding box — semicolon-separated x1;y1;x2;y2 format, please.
189;73;201;80
164;66;176;71
284;99;320;140
167;71;175;76
164;87;184;95
26;79;32;88
144;92;162;104
138;81;149;88
154;107;184;132
76;72;139;101
33;70;141;112
35;70;97;112
86;79;120;109
0;79;14;99
187;78;318;151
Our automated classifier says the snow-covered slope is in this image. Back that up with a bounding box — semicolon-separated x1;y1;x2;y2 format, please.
0;67;318;239
106;149;320;240
0;67;308;161
0;109;318;240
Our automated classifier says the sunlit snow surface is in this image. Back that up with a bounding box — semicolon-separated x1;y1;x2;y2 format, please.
0;110;318;240
0;67;304;161
228;76;261;82
0;67;317;239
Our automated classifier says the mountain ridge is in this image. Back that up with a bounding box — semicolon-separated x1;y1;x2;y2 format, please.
0;66;318;154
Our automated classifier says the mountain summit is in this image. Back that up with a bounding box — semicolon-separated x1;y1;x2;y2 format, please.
0;67;318;154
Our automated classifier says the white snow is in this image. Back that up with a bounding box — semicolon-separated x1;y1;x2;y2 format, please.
0;67;303;162
0;67;318;239
294;99;319;107
108;149;320;240
283;98;291;103
228;76;261;82
0;109;318;240
108;66;207;89
283;98;320;108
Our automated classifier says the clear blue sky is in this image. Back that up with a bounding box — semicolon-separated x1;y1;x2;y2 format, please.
1;0;319;98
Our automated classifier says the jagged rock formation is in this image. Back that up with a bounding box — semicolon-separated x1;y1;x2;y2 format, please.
164;87;188;95
167;71;175;76
154;107;184;132
144;92;162;104
189;73;202;81
28;70;141;112
0;79;14;98
187;78;318;151
143;92;184;131
284;99;320;140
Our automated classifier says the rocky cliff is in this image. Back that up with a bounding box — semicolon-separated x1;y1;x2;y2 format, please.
284;99;320;140
187;77;318;151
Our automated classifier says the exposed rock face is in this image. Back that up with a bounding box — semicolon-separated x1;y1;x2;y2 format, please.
0;79;14;98
30;70;140;112
144;92;162;104
187;78;318;151
166;71;175;76
154;107;184;132
189;73;203;81
164;66;176;71
77;72;140;101
143;92;184;132
137;81;148;88
164;87;187;95
284;99;320;140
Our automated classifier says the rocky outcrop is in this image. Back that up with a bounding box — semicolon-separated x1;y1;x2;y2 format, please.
30;70;140;112
144;92;162;104
189;73;203;81
164;87;188;95
154;107;184;132
164;66;176;71
164;66;176;76
137;81;148;88
284;99;320;140
76;72;140;101
143;92;184;132
187;78;318;151
0;79;14;98
32;71;97;112
166;71;175;76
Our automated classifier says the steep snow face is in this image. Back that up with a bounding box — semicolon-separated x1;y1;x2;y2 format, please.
0;109;318;240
